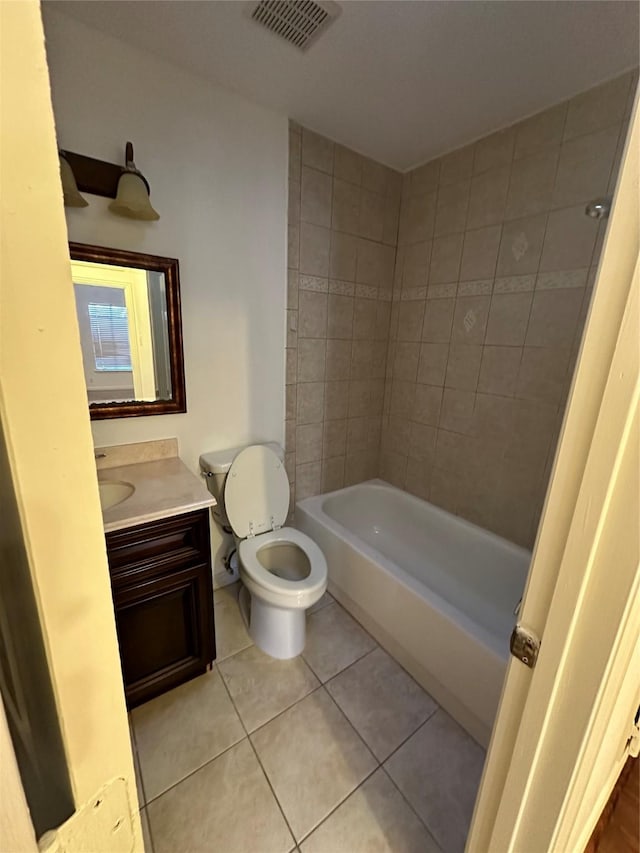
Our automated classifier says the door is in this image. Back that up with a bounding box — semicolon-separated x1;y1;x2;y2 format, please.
467;89;639;851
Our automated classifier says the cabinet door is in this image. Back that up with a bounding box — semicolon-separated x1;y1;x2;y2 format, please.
114;563;214;708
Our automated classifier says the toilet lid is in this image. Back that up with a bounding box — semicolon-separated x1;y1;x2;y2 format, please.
224;445;290;539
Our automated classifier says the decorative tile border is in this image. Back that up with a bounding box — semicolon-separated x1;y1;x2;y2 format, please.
427;282;457;299
494;274;536;294
328;279;355;296
300;275;329;292
355;284;378;299
400;286;427;301
536;269;588;291
458;278;492;296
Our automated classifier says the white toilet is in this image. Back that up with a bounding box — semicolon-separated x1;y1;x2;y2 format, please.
199;443;327;659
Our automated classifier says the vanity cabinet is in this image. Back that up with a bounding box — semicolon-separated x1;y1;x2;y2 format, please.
105;509;215;708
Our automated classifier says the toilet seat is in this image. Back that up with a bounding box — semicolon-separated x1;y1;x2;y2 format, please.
239;527;327;609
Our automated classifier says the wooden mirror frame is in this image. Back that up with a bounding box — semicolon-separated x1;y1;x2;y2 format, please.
69;242;186;419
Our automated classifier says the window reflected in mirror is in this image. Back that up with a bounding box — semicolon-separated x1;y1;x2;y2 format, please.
69;243;185;419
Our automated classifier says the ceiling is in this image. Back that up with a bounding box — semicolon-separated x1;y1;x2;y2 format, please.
47;0;639;171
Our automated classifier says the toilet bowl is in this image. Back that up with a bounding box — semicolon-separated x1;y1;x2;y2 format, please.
200;443;327;659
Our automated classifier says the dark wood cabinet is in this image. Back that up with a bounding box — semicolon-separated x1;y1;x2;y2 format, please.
105;509;215;708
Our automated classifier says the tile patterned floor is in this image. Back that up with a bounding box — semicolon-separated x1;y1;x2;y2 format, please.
131;584;485;853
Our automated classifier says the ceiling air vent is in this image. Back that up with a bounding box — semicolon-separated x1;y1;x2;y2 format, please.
249;0;341;51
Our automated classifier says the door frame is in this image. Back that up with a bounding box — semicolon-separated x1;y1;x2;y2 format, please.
467;89;639;852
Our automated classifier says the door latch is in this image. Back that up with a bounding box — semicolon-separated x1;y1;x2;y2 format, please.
510;624;540;669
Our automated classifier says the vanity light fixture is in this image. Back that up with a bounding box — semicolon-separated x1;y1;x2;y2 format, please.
109;142;160;221
59;153;88;207
57;141;159;221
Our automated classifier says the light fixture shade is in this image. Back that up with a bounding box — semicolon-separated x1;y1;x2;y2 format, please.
59;155;88;207
109;172;160;221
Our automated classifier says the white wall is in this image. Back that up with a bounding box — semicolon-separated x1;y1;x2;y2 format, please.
42;8;288;476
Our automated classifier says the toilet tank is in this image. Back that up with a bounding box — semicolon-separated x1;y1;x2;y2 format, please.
199;442;284;525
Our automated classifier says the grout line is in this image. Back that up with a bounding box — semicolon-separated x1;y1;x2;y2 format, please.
217;659;299;848
379;764;444;851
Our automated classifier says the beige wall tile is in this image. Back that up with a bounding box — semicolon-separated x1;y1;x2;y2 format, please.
496;213;547;277
286;383;297;421
348;379;372;417
362;158;388;194
473;127;515;174
485;292;533;346
451;294;491;345
297;381;325;424
397;300;425;341
459;225;501;281
439;388;475;433
332;178;361;234
324;380;349;420
516;347;570;403
417;342;449;386
505;150;559;219
382;200;401;245
302;128;334;173
360;190;386;241
356;239;384;285
539;205;598;271
552;125;619;207
353;297;377;339
422;297;455;343
401;192;437;244
297;338;326;382
413;383;443;426
327;294;354;339
322;456;345;491
298;289;327;338
445;344;482;391
410;159;440;195
287;269;299;309
563;73;631;141
390;380;416;418
296;423;324;465
329;231;358;281
351;339;374;379
393;341;420;381
301;166;332;227
288;224;300;269
466;165;510;229
514;102;566;160
439;144;475;186
525;289;583;347
478;346;522;396
286;347;297;385
325;338;352;380
289;178;301;224
296;461;322;499
323;418;347;458
402;241;431;288
299;222;330;277
334;144;363;185
429;232;464;284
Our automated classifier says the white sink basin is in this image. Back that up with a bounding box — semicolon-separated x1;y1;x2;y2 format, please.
99;480;135;511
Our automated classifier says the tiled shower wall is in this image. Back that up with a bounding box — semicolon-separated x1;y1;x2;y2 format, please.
382;70;637;547
286;70;637;548
286;124;401;501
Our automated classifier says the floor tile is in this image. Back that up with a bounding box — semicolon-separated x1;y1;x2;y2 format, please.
147;739;294;853
302;602;377;682
140;808;153;853
251;688;377;841
308;590;334;614
132;668;245;801
301;768;440;853
131;736;145;806
219;644;320;732
214;582;253;661
326;647;438;760
384;710;485;853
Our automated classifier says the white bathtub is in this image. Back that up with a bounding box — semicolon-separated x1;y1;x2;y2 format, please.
296;479;530;746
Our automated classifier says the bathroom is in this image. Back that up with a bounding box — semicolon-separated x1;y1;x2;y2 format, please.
1;2;639;852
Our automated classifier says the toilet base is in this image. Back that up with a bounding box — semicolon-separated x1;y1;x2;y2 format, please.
240;586;306;659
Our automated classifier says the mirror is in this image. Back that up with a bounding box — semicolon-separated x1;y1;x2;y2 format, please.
70;242;186;419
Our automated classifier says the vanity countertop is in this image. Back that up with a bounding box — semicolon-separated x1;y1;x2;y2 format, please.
100;457;215;532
